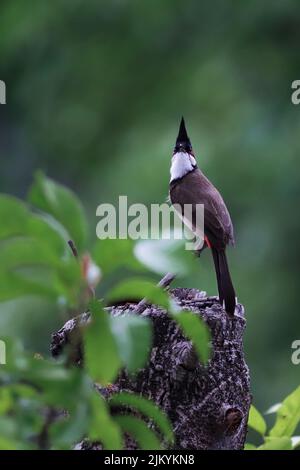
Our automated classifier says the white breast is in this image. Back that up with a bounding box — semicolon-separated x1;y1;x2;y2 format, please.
170;152;196;182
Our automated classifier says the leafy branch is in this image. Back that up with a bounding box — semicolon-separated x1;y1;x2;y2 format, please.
0;172;211;450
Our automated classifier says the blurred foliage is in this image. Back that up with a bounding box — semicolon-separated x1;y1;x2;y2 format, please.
0;174;208;449
247;386;300;450
0;0;300;447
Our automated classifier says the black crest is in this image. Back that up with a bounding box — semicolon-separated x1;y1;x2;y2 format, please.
174;117;192;153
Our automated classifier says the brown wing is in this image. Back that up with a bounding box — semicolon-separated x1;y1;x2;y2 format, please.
170;169;234;249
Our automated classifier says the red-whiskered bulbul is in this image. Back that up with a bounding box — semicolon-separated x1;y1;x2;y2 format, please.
169;117;236;316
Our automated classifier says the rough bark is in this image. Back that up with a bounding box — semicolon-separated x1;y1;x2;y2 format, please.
51;288;251;450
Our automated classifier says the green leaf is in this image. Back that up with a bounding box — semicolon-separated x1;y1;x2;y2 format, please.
110;315;152;372
257;437;292;450
0;238;80;304
84;299;121;385
23;360;89;409
107;278;169;310
113;415;161;450
109;392;174;446
0;195;29;240
0;237;61;270
0;436;18;450
244;442;257;450
269;385;300;438
27;214;67;256
89;392;123;450
28;171;88;251
134;238;195;277
0;340;98;450
248;405;267;436
0;385;38;420
0;270;62;301
170;310;211;364
0;388;13;415
92;239;144;275
50;402;89;449
0;194;68;256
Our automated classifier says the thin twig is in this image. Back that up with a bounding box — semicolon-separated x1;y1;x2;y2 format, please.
68;239;78;258
36;407;57;450
133;272;176;314
157;272;176;289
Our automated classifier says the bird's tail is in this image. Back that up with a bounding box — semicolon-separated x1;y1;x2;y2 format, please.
211;248;236;316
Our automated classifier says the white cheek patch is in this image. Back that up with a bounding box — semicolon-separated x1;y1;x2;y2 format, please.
170;152;196;182
190;155;196;166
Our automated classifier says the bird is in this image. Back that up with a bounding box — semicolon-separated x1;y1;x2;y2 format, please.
169;117;236;316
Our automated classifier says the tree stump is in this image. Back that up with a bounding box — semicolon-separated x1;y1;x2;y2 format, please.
51;288;251;450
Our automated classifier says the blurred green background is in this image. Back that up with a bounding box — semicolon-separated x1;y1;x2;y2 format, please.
0;0;300;414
